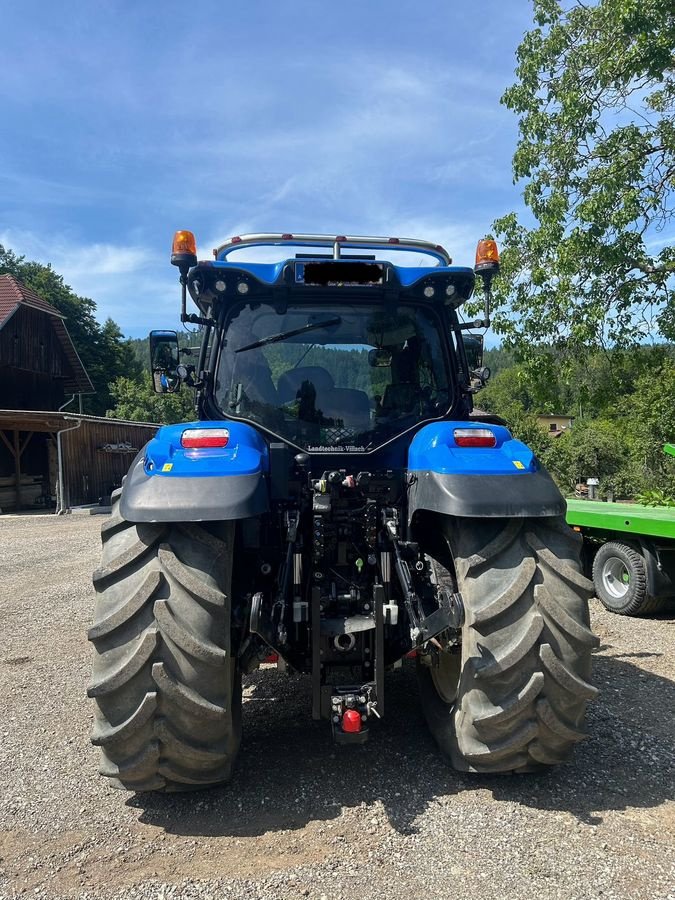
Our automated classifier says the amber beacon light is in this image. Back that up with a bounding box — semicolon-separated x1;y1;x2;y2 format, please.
474;238;500;274
171;230;200;325
463;237;500;331
171;230;198;273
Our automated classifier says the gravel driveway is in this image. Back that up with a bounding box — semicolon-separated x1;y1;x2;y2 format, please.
1;514;674;900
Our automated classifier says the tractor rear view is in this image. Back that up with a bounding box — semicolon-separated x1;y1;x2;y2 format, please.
87;232;598;791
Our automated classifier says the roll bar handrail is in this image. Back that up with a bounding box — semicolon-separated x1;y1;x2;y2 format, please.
214;233;452;266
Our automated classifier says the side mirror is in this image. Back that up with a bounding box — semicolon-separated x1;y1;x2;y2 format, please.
368;348;392;367
149;330;181;394
463;334;484;371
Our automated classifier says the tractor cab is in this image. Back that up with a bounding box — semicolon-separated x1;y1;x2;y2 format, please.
155;233;498;456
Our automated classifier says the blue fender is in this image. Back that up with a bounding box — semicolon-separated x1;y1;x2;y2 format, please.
407;421;565;519
120;421;269;523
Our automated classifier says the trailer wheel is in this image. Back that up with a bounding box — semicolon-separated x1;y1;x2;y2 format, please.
87;490;241;792
418;516;598;773
592;541;664;616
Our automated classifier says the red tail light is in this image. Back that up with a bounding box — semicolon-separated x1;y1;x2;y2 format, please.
453;428;496;448
342;709;362;733
181;428;230;449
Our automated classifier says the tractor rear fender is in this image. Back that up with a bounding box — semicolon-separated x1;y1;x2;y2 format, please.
407;421;565;520
119;421;269;523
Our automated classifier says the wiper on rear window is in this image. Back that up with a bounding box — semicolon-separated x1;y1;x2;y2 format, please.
235;317;342;353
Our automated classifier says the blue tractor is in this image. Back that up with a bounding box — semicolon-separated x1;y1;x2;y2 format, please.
88;232;598;791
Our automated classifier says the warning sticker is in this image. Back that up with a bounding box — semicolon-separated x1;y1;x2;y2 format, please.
513;460;525;470
162;463;173;472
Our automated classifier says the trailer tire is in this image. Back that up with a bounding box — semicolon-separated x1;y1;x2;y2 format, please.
87;489;241;792
592;541;665;616
418;516;598;773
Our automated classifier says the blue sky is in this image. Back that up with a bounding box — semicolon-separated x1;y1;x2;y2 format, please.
1;0;533;339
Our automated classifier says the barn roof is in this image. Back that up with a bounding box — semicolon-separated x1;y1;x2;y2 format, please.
0;274;94;394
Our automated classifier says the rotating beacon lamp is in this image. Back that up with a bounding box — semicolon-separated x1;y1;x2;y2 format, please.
473;238;500;329
170;230;201;325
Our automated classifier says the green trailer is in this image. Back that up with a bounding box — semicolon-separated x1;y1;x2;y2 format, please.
565;480;675;616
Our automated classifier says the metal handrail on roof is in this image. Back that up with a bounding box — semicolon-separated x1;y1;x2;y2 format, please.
214;233;452;266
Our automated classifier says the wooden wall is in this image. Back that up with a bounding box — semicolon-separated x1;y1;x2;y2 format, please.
0;369;66;410
61;420;157;507
0;306;68;409
0;418;157;510
0;305;67;374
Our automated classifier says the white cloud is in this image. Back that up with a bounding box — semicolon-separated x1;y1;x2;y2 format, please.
0;228;176;335
1;229;151;276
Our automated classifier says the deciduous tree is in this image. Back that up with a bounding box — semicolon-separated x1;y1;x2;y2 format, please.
0;245;140;414
107;375;196;425
493;0;675;351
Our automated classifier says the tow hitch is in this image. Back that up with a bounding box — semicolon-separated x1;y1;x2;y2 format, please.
329;684;379;745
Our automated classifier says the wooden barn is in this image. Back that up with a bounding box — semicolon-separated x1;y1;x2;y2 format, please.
0;274;157;511
0;273;94;409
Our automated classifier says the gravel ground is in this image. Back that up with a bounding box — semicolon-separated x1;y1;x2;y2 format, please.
1;514;674;900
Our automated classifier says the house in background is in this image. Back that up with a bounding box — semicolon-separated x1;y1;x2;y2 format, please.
0;274;156;511
0;273;94;409
536;413;574;437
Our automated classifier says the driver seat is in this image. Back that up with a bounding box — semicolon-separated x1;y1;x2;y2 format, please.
380;382;420;416
277;367;334;404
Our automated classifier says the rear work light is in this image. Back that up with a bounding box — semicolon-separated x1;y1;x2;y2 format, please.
181;428;230;449
453;428;496;448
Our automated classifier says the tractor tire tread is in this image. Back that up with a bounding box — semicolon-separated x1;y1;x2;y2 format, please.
419;516;597;773
88;496;239;792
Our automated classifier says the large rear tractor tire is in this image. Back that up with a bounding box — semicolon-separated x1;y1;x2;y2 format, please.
418;516;598;773
87;490;241;792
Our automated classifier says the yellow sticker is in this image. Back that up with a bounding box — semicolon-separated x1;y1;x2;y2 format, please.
513;460;525;470
162;463;173;472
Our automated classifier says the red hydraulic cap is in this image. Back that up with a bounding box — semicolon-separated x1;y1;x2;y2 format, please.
342;709;362;733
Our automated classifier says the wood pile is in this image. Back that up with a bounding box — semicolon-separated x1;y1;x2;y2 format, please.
0;475;44;510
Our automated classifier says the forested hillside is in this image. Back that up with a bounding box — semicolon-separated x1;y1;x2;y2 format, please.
481;344;675;502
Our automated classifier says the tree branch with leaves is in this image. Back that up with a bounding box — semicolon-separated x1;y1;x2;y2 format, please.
492;0;675;352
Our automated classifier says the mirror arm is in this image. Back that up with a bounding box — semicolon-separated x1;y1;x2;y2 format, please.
179;272;216;327
183;313;216;327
